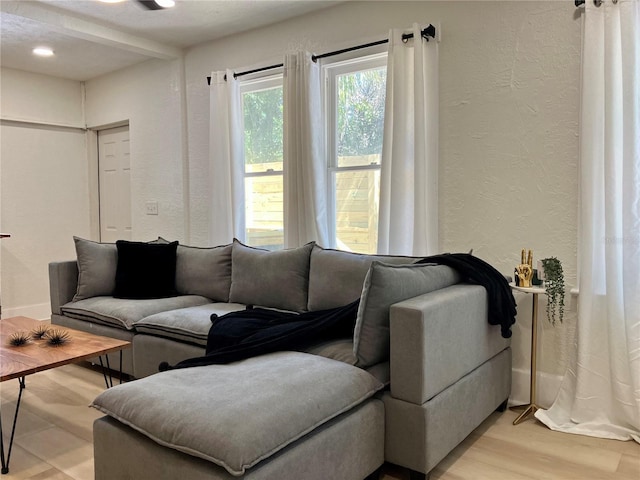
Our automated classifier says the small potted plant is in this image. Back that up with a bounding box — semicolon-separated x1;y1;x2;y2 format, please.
540;257;565;325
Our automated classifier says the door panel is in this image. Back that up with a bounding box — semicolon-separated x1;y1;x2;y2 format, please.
98;126;131;242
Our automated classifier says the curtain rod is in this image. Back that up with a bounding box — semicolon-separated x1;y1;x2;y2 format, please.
312;24;436;62
206;24;436;85
575;0;608;6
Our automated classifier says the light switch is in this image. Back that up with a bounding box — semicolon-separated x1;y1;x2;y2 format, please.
146;201;158;215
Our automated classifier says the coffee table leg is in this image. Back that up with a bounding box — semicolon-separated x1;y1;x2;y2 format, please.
0;410;5;474
98;356;113;389
98;354;125;388
1;376;26;474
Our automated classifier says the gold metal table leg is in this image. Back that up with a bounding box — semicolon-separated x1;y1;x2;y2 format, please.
512;292;540;425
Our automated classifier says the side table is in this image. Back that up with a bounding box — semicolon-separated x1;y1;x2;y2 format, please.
509;284;546;425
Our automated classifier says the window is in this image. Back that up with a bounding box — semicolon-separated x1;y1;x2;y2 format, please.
240;75;284;250
236;53;386;253
324;54;387;254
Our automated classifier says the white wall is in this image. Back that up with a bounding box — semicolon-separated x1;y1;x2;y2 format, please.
1;67;85;126
1;68;90;319
3;1;581;403
182;0;581;404
84;58;188;243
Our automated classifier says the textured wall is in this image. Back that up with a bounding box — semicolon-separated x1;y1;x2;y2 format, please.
3;1;581;401
438;3;580;278
84;58;188;243
435;2;580;387
184;1;581;397
1;67;85;126
1;68;90;319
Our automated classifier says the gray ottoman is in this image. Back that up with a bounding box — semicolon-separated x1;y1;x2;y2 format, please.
92;352;385;479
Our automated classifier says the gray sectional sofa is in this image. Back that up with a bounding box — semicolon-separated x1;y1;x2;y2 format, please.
49;237;512;479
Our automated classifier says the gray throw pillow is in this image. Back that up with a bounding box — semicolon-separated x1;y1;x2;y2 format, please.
229;240;314;312
73;237;117;301
353;261;461;368
307;245;418;311
73;236;176;301
175;244;233;301
149;237;170;244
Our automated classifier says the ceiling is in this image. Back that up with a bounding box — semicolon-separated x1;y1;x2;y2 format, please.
0;0;339;81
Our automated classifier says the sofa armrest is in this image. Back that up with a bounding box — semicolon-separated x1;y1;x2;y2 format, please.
389;283;510;405
49;261;78;314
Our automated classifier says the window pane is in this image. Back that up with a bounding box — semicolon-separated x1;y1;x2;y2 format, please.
242;86;283;173
336;67;386;167
245;174;284;251
334;169;380;254
242;79;283;249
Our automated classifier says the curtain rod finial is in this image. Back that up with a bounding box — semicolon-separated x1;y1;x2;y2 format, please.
423;24;436;41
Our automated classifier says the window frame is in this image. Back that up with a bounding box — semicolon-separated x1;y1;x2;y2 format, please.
238;73;285;249
322;52;388;251
239;73;284;179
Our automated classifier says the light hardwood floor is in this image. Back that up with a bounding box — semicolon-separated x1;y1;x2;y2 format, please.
1;363;638;480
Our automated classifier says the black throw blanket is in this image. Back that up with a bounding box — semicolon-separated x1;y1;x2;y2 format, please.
160;300;359;371
416;253;516;339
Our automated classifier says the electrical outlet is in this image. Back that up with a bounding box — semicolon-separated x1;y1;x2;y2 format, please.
146;201;158;215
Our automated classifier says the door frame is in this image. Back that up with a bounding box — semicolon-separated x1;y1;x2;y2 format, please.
88;120;130;242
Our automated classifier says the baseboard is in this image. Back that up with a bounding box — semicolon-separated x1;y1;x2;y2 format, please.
1;302;50;321
509;368;563;409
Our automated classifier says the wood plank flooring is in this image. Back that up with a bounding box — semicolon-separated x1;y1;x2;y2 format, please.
1;363;638;480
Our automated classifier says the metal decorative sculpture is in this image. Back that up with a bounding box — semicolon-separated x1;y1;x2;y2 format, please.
516;248;534;287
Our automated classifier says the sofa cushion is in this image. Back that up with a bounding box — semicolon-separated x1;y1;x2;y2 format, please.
133;303;247;346
354;262;461;368
307;245;419;311
229;240;314;312
72;236;171;301
303;338;357;366
91;352;383;476
175;244;233;301
150;237;170;244
61;295;211;330
73;237;118;301
114;240;179;299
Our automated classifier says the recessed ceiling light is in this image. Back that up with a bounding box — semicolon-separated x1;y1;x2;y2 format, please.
33;47;54;57
135;0;175;10
154;0;175;7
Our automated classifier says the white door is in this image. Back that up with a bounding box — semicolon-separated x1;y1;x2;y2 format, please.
98;126;131;242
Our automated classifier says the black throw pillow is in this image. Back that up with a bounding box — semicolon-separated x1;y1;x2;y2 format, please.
114;240;179;299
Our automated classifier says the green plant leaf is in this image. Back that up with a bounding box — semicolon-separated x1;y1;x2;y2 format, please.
541;257;565;325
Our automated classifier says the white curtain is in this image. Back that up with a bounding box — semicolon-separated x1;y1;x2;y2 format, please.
378;23;439;256
282;51;329;248
535;0;640;442
209;70;245;245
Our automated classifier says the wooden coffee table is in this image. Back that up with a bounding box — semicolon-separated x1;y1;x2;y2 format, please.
0;316;131;474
